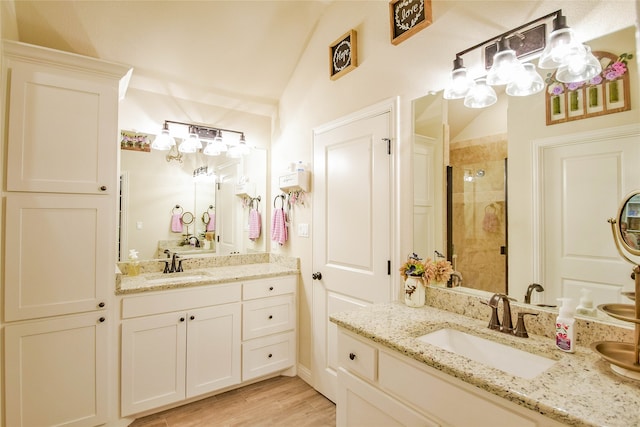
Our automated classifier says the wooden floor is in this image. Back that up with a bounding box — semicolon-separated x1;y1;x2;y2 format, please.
129;376;336;427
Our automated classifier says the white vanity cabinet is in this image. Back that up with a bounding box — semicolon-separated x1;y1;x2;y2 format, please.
337;329;565;427
121;275;297;417
241;276;297;381
120;284;242;416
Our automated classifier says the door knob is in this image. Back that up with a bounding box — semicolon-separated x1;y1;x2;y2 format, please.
312;272;322;280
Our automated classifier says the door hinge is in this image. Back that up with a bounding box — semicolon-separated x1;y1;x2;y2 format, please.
387;260;391;275
383;138;391;155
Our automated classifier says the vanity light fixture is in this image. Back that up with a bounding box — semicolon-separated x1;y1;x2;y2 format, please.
153;120;250;158
444;9;601;108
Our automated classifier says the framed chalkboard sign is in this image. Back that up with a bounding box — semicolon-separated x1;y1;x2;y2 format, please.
389;0;432;45
329;29;357;80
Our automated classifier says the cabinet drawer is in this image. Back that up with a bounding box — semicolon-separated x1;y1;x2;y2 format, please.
122;284;241;319
378;350;547;427
242;331;295;381
338;330;377;382
243;295;295;340
242;276;296;300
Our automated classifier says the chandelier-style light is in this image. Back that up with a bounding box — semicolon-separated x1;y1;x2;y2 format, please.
152;120;250;158
444;9;601;108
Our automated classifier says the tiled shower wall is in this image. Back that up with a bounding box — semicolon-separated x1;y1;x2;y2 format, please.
450;134;508;294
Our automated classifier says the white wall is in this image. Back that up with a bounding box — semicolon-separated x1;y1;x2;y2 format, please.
274;1;638;375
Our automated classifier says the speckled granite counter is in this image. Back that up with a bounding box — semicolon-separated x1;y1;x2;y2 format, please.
116;253;298;295
330;301;640;427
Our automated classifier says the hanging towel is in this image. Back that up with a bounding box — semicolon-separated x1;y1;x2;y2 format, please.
171;213;183;233
271;207;288;245
482;203;500;233
249;208;261;240
206;213;216;232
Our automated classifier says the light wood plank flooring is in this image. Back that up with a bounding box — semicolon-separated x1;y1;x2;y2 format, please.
129;376;336;427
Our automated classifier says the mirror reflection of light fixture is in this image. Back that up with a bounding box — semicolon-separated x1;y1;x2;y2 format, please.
506;63;544;96
154;120;250;158
554;45;602;83
464;78;497;109
443;9;598;109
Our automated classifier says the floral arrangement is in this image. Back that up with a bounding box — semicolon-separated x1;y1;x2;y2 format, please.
545;52;633;95
399;253;453;285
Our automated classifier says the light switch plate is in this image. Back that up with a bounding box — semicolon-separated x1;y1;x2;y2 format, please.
298;223;309;237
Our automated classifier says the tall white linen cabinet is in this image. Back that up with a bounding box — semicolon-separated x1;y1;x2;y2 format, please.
2;41;131;427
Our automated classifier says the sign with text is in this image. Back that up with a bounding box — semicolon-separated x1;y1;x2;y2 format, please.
329;29;357;80
389;0;432;45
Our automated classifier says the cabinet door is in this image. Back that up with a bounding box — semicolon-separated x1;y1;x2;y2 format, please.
6;59;118;194
121;312;187;416
186;303;241;398
4;194;112;321
337;368;439;427
5;312;108;427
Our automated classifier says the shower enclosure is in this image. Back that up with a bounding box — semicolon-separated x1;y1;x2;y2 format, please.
447;139;508;294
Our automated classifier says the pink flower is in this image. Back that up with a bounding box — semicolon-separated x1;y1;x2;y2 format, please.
551;85;564;95
589;75;603;85
567;82;584;91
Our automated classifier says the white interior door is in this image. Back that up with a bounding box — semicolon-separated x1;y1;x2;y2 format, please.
540;125;640;305
312;105;393;402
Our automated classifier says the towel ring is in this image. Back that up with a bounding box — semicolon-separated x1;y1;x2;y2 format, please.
274;194;286;209
172;205;183;215
181;211;194;225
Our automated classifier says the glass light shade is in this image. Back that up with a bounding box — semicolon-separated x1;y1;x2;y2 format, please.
555;45;602;83
178;132;200;153
486;49;525;86
443;67;475;100
151;128;175;151
538;27;585;69
211;134;228;152
506;63;544;96
464;78;497;108
202;141;221;156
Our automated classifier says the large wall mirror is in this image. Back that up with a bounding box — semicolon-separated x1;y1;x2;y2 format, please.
119;145;267;261
413;26;639;315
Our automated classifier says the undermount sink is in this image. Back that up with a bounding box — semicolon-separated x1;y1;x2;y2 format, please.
144;273;210;285
417;328;556;379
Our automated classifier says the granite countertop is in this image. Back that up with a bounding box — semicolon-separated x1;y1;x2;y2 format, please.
330;302;640;427
116;254;299;295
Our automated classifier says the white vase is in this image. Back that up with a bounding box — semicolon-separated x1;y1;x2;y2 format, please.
404;276;425;307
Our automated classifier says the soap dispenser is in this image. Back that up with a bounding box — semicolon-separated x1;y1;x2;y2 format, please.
576;289;597;317
555;298;576;353
128;249;140;277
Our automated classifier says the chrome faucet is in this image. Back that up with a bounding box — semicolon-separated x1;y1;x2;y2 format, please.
524;283;544;304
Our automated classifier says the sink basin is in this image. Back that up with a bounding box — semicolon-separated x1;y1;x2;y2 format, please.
417;328;555;379
145;273;210;285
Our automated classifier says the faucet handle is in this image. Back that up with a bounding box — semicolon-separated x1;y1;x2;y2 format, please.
513;312;538;338
481;294;503;330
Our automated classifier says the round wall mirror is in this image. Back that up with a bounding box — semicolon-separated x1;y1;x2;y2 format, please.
617;191;640;257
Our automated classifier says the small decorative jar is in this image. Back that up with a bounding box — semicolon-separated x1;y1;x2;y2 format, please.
404;275;426;307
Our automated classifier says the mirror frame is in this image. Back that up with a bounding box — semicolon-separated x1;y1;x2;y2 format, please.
616;190;640;257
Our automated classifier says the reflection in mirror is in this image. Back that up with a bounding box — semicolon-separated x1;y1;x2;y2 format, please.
118;146;267;261
618;192;640;254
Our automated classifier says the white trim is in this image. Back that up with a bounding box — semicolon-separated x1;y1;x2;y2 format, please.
531;123;640;282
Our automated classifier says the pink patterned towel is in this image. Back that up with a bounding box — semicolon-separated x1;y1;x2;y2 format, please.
171;213;183;233
271;207;287;245
249;208;261;240
206;213;216;232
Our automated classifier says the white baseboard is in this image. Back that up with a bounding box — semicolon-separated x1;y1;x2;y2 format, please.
297;363;312;386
